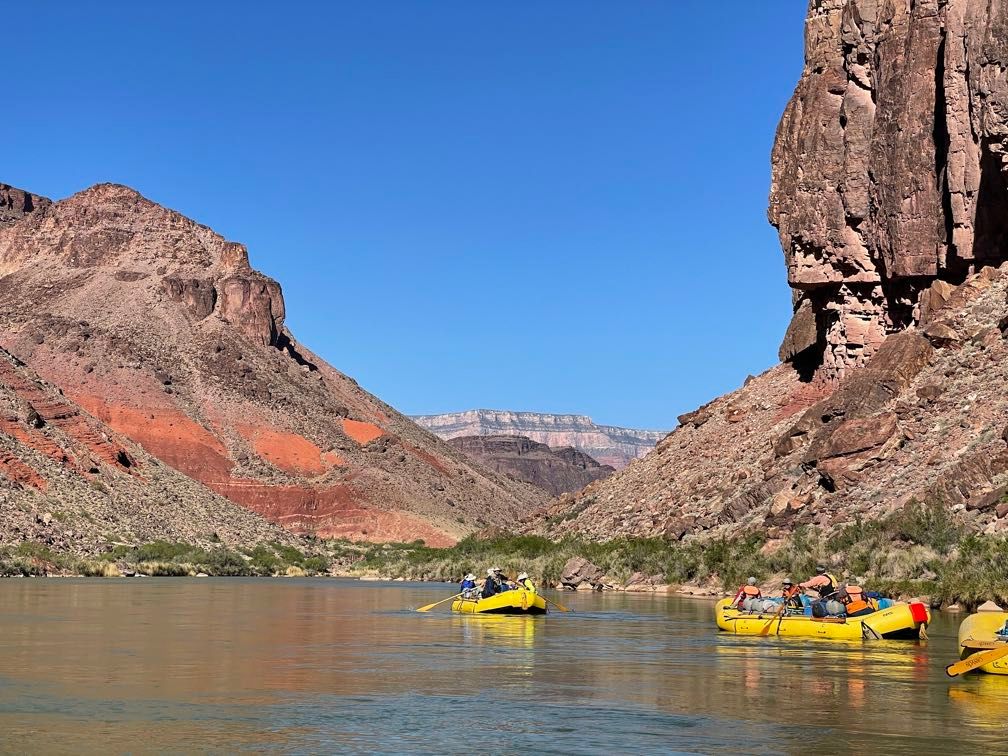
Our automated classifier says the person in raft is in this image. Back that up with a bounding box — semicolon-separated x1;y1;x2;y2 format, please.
799;565;838;598
516;572;536;593
460;573;477;597
731;577;762;611
494;567;515;592
801;565;844;617
780;579;804;613
837;579;874;617
482;568;503;598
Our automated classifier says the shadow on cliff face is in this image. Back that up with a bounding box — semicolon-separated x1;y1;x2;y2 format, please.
972;140;1008;267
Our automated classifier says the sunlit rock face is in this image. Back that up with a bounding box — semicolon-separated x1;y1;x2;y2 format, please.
413;410;667;469
770;0;1008;381
0;181;546;546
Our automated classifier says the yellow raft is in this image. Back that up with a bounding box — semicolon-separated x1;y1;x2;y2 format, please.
956;609;1008;675
715;598;930;640
451;589;547;615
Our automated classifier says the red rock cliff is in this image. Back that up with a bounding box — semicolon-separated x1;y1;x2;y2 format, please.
0;182;545;546
770;0;1008;381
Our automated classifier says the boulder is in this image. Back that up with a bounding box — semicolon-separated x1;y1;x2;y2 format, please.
922;322;959;346
916;384;944;402
560;556;605;590
918;280;955;326
808;413;899;463
778;299;818;362
677;402;714;429
966;486;1008;512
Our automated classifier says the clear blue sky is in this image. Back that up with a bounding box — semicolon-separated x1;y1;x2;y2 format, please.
7;2;807;430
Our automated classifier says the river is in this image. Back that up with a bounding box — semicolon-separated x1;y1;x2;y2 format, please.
0;579;1004;754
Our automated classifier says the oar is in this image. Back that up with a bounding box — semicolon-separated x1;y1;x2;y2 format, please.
416;591;465;613
504;573;572;612
759;587;796;636
961;639;1005;650
945;645;1008;677
542;594;572;613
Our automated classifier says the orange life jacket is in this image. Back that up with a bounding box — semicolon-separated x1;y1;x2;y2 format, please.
842;586;864;604
845;599;872;615
742;585;761;597
843;586;871;614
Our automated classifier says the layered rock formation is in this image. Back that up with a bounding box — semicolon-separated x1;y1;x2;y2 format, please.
447;435;615;496
770;0;1008;381
0;344;297;555
530;1;1008;543
0;181;544;548
413;410;666;469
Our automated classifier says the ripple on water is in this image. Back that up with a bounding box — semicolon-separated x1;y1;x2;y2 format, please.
0;580;1006;754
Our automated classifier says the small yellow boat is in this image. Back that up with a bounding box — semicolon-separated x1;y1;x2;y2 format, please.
451;589;547;615
956;608;1008;675
715;598;929;640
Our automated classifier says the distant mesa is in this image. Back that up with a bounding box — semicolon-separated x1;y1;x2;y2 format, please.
447;434;615;497
412;410;668;469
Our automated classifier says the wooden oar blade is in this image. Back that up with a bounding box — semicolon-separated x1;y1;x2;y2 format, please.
548;596;571;613
416;591;465;612
946;645;1008;677
960;638;1006;650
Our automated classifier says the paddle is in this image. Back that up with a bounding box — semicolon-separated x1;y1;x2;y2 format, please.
502;573;572;613
416;591;466;613
961;639;1005;650
945;645;1008;677
542;594;572;613
759;586;797;636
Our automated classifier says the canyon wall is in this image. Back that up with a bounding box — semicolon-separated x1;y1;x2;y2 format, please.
0;182;545;550
447;435;615;496
531;0;1008;543
771;0;1008;381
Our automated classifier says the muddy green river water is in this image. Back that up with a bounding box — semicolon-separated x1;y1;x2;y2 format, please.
0;579;1005;754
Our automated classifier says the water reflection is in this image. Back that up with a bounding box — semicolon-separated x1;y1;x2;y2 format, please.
452;614;539;648
0;580;1005;754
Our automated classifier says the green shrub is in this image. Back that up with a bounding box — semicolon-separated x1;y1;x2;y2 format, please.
935;535;1008;608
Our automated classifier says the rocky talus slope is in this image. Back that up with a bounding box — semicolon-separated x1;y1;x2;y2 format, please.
0;182;544;549
533;265;1008;540
0;344;297;556
413;410;666;469
447;435;615;497
532;0;1008;543
772;0;1008;381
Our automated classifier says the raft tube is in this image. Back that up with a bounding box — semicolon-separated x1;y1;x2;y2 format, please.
715;598;929;640
451;589;547;615
957;610;1008;675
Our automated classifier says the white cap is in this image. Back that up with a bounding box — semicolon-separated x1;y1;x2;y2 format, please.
517;572;528;580
486;568;495;576
465;573;476;581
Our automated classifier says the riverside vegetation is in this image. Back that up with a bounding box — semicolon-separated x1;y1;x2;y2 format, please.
3;499;1005;608
354;500;1008;608
0;540;334;578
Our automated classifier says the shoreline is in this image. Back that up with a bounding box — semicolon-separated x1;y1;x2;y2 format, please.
0;572;725;600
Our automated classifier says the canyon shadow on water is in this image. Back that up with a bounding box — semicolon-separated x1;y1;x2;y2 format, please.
0;579;1005;754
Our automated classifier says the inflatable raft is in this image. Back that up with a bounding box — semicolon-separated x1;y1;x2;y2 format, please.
451;589;547;615
956;609;1008;675
715;597;930;639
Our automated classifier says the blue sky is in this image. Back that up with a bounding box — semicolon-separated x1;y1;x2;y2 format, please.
6;2;807;430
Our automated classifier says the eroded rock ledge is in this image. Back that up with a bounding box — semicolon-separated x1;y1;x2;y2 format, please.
770;0;1008;382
